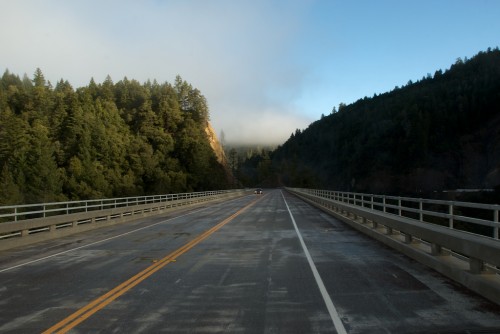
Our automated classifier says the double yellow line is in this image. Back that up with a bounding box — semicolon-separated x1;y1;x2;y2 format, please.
43;196;261;333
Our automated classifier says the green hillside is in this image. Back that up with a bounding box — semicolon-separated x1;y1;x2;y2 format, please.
0;71;230;204
272;48;500;196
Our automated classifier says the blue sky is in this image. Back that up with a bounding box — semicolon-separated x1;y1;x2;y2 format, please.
1;0;499;144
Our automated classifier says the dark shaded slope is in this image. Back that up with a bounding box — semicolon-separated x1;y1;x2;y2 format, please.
273;48;500;195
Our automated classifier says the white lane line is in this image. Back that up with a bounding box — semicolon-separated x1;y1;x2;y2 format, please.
0;196;251;273
281;191;347;334
0;209;203;273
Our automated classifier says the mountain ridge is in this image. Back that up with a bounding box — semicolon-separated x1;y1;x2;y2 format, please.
271;48;500;195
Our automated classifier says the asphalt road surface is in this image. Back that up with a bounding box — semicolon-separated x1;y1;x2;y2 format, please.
1;190;500;333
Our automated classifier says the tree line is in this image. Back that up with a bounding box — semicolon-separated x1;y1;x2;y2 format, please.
272;47;500;197
224;145;277;188
0;70;230;205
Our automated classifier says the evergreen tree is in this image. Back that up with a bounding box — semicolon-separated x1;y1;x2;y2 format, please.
0;69;231;203
272;48;500;194
0;164;24;205
24;121;64;203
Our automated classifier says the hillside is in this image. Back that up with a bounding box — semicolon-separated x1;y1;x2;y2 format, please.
205;122;234;183
0;71;232;204
272;48;500;196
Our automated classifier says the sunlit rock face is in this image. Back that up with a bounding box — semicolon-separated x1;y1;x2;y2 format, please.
205;122;234;182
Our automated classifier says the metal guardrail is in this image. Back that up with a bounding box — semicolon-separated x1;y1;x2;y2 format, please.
0;189;249;248
291;188;500;239
0;190;231;223
287;187;500;305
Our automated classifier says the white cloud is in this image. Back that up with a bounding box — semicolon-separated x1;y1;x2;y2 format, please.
212;103;312;146
1;2;109;82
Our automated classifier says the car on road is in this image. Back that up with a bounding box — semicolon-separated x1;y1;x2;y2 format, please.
254;188;263;194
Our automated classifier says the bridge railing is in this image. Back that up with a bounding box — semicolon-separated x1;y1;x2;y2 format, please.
287;187;500;305
292;188;500;239
0;189;250;250
0;190;227;223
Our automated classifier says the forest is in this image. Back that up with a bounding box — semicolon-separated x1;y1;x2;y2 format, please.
224;145;276;188
0;71;230;205
3;48;500;205
271;47;500;198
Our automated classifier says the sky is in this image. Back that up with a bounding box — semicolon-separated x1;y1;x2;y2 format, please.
1;0;500;145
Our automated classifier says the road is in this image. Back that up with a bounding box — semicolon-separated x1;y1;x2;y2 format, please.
0;190;500;333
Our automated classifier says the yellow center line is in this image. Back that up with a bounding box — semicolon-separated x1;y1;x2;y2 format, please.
43;195;264;334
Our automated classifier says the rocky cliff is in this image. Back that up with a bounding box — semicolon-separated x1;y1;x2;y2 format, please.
205;122;234;181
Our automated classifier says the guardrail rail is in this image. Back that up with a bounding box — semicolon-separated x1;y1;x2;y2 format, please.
0;189;250;251
286;187;500;306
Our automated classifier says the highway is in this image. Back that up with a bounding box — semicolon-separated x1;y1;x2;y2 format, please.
1;190;499;333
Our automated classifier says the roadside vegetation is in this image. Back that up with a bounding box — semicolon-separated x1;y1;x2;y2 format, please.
2;48;500;205
0;72;230;204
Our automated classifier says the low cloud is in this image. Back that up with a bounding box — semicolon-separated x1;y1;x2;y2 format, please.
213;105;311;146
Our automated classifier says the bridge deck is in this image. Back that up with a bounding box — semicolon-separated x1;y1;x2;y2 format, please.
0;190;499;333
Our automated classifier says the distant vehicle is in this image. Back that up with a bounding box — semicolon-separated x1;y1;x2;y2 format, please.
254;188;263;194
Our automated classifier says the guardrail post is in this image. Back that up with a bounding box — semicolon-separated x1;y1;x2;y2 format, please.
419;200;423;222
494;210;498;239
469;258;484;274
398;199;402;216
14;207;18;222
431;243;442;255
383;197;386;213
449;203;454;229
